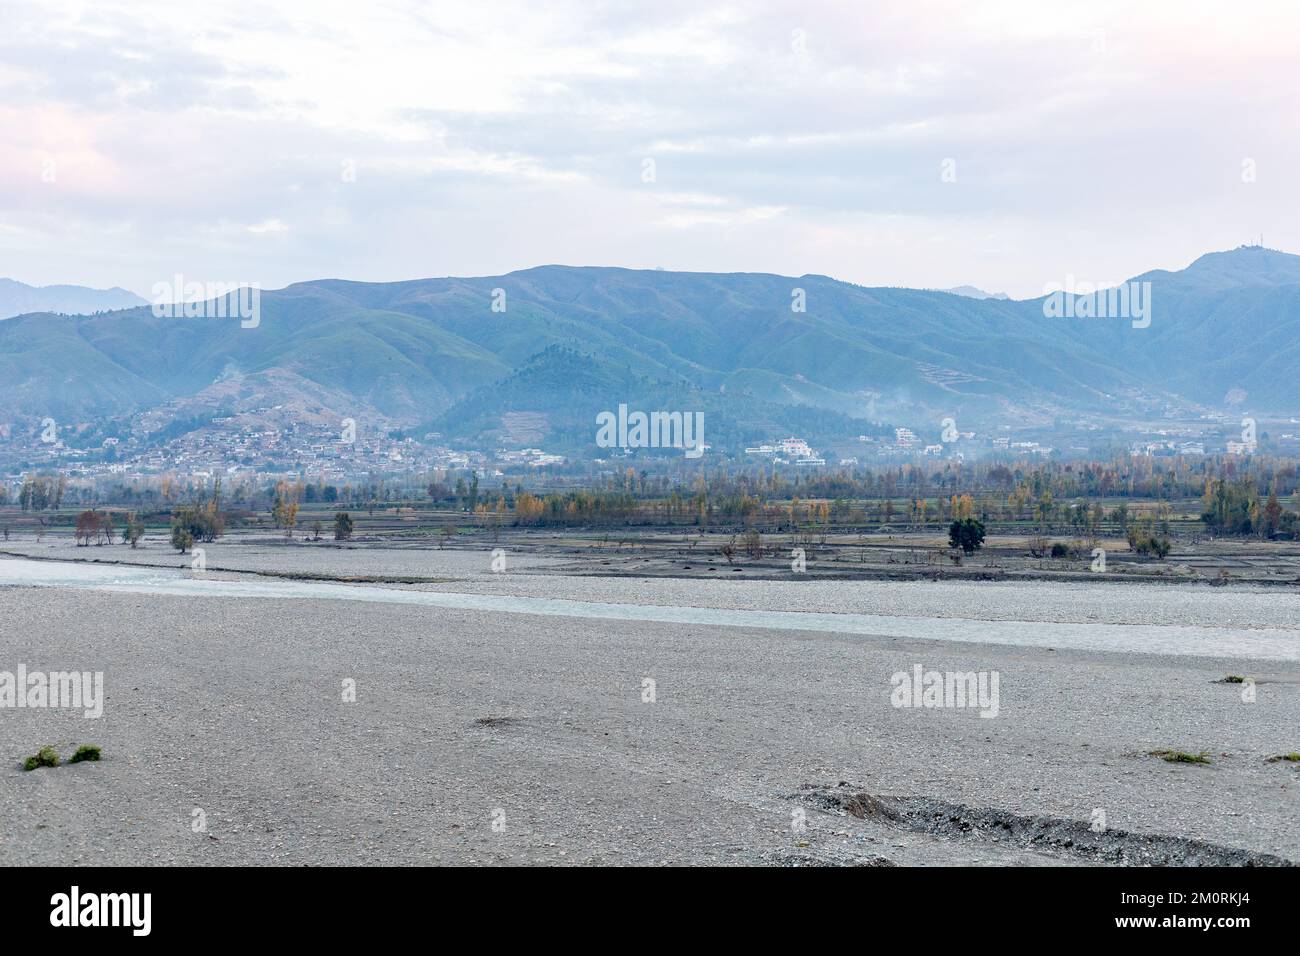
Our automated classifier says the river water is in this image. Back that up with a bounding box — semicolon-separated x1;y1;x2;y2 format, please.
2;557;1296;661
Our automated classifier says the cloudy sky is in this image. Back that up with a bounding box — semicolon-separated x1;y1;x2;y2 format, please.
2;0;1297;297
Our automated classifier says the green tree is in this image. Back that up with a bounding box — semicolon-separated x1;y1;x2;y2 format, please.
171;525;194;553
948;517;986;554
124;514;145;548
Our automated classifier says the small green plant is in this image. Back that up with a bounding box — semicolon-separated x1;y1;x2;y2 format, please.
22;746;60;771
69;744;102;763
1265;753;1300;763
1217;675;1246;683
1149;749;1212;764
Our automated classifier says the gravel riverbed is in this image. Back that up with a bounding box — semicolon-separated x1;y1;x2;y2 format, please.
1;544;1296;866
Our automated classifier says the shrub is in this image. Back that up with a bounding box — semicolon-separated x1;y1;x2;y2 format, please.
1129;532;1172;558
70;744;102;764
22;746;60;771
1149;749;1211;764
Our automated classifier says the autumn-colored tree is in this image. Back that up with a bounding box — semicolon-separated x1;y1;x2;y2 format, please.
1264;487;1283;537
74;510;98;547
513;492;545;524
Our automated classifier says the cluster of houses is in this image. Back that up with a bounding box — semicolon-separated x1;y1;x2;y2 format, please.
496;448;566;468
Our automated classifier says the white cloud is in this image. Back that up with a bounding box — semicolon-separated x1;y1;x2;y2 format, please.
0;0;1296;296
247;219;289;234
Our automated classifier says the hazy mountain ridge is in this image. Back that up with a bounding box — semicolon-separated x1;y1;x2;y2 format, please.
939;286;1010;300
0;278;147;320
0;247;1295;453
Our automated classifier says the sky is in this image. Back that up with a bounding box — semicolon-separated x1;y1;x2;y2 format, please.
1;0;1297;298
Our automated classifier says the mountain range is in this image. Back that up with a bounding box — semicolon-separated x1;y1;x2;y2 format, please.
0;279;147;321
0;245;1295;456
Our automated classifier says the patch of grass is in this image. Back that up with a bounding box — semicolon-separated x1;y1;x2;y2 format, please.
22;746;60;771
69;744;101;763
1216;675;1247;683
1148;749;1212;764
1265;753;1300;763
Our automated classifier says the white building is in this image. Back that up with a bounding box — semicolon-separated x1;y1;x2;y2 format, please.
778;437;813;458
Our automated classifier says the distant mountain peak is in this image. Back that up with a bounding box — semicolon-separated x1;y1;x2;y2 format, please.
0;278;148;320
1129;245;1300;291
1186;244;1296;270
